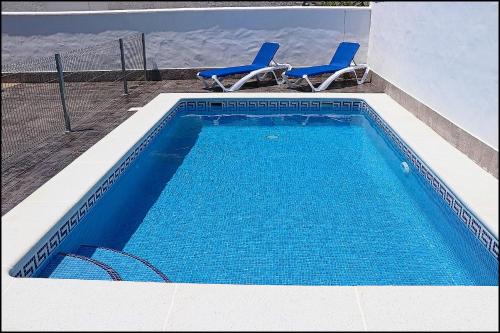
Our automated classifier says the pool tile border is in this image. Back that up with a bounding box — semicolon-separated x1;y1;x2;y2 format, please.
11;98;498;278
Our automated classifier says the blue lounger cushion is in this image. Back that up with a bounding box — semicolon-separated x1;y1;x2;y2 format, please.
198;42;280;79
285;64;346;78
198;65;264;79
285;42;360;78
251;42;280;67
329;42;360;67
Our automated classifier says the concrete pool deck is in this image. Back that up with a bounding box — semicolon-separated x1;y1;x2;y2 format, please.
1;279;497;331
2;93;498;331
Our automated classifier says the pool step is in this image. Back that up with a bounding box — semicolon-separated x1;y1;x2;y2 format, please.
76;245;170;283
37;253;122;281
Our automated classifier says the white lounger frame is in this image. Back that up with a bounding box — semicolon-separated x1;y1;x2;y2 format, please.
197;60;292;92
282;62;370;92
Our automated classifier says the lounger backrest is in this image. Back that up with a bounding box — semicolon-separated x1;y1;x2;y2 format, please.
329;42;360;67
252;42;280;66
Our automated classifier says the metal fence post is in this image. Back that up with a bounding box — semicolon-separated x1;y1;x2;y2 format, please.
119;38;128;95
141;33;147;81
54;53;72;132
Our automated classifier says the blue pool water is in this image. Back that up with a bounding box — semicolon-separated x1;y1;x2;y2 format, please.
36;105;498;285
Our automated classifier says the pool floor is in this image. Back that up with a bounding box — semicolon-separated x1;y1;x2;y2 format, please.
37;113;498;285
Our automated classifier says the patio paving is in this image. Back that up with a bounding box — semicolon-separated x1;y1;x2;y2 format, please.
1;75;383;215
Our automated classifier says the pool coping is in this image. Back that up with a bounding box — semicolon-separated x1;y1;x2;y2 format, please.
2;93;498;331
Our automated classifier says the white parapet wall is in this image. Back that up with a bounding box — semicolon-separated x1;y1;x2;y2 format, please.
367;1;499;150
1;6;370;69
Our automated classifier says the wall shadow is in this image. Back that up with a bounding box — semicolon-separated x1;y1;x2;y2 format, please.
50;116;203;256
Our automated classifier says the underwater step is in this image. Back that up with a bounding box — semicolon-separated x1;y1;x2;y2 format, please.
37;253;122;281
77;245;170;282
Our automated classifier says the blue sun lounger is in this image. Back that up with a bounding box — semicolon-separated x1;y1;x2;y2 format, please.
283;42;369;92
197;42;291;92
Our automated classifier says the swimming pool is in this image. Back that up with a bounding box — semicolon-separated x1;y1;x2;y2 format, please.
12;98;498;286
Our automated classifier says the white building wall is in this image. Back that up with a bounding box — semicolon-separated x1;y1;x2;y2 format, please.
1;2;307;11
1;7;370;69
367;1;499;150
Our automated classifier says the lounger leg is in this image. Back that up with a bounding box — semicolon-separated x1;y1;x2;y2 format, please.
202;66;291;92
211;75;230;92
357;66;370;84
197;73;211;89
228;74;254;91
316;65;370;91
294;78;305;87
303;75;322;92
282;73;291;87
282;74;304;88
271;71;284;85
210;77;225;89
315;72;344;92
198;73;230;91
259;71;280;83
352;68;369;85
227;67;285;92
256;72;268;81
273;62;292;85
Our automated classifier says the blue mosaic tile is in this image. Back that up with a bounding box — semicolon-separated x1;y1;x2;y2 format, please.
12;98;498;279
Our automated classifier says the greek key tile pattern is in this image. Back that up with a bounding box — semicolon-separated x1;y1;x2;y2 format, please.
175;99;365;114
12;98;497;278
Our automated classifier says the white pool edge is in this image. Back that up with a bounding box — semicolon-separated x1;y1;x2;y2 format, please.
2;92;498;331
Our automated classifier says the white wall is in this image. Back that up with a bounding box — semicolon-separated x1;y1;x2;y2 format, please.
1;1;307;11
1;7;370;69
367;2;499;150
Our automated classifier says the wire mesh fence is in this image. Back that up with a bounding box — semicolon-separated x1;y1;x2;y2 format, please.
1;32;146;161
1;56;64;160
